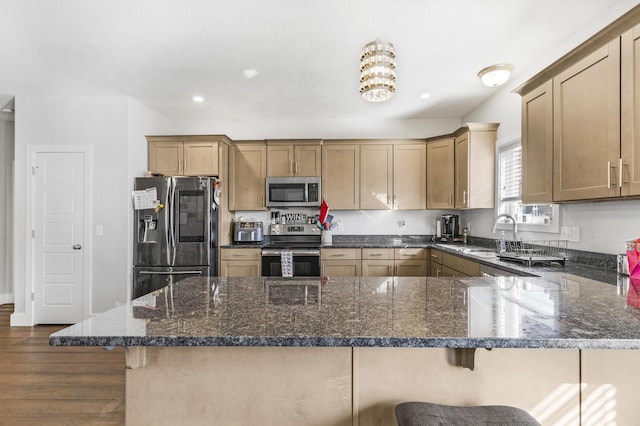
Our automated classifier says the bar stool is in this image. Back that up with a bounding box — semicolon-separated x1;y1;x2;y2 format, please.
395;402;540;426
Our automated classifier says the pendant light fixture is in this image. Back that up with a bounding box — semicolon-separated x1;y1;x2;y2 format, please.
359;0;396;102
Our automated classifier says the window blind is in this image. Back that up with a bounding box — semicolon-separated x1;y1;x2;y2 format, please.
499;144;522;202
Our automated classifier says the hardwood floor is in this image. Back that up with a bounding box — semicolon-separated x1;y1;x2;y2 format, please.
0;304;125;425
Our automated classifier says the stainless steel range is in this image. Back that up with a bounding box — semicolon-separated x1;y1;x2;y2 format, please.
261;224;322;277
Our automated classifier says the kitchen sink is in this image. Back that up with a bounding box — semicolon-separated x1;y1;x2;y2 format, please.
463;249;498;258
436;244;498;258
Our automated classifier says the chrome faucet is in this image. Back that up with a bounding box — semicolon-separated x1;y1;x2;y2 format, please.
492;214;518;241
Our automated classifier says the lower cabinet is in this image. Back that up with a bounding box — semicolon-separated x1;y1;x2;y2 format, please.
362;248;428;277
321;248;361;277
429;249;480;277
220;248;261;277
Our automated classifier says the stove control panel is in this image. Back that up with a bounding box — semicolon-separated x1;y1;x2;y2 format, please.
270;224;320;235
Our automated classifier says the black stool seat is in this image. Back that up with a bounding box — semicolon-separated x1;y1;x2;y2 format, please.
395;401;540;426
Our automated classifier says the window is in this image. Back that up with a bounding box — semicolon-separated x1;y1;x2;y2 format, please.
496;140;559;233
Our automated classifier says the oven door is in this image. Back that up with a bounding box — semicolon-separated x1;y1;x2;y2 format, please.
261;248;321;277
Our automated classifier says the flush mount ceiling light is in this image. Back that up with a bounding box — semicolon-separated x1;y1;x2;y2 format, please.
192;95;204;102
360;40;396;102
478;64;513;87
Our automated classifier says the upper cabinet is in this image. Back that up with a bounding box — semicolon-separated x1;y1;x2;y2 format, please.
147;136;229;176
229;142;267;211
360;143;394;209
266;140;322;177
394;143;427;210
453;123;499;209
553;39;621;201
521;80;553;204
517;8;640;202
325;140;426;210
426;137;454;209
621;22;640;197
322;142;360;210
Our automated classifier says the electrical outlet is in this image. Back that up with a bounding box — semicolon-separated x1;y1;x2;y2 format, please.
399;220;406;231
337;221;344;232
570;227;580;242
560;226;571;240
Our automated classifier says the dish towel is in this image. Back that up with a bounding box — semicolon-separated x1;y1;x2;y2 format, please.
281;250;293;277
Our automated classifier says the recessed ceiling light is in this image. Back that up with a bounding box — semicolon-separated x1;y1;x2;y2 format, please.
192;96;204;102
243;69;258;79
419;93;431;100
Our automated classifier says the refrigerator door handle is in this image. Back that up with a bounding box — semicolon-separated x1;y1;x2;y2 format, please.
139;270;203;275
169;177;177;263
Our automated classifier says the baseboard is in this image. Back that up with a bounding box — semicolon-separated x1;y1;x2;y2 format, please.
10;312;32;326
0;293;14;305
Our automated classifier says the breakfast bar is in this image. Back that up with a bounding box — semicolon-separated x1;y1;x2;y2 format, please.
50;274;640;425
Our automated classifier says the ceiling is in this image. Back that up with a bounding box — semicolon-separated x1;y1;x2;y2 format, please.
0;0;637;123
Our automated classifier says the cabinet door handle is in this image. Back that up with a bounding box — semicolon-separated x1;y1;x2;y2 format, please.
607;161;612;189
295;162;299;175
370;253;383;257
322;264;325;276
332;253;345;257
449;193;453;206
232;253;247;257
463;190;467;205
620;158;624;188
431;254;438;258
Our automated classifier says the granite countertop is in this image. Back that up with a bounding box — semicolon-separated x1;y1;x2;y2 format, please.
51;274;640;350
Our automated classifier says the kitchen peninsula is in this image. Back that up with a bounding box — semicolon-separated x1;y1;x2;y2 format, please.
51;273;640;425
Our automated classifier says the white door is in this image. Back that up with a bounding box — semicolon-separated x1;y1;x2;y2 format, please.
32;152;85;324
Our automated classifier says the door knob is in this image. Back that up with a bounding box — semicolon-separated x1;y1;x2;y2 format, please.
73;244;82;250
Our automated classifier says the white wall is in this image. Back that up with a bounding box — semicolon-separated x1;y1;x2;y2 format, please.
10;95;171;325
170;117;461;141
1;120;14;304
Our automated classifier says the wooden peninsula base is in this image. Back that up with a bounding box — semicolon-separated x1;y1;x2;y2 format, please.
123;346;624;426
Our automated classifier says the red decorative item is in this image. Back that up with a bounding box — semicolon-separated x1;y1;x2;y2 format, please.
627;239;640;280
319;199;329;224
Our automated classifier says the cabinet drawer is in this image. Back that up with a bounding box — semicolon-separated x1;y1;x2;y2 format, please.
394;248;427;260
429;249;443;262
321;248;361;260
362;248;394;259
441;253;480;277
221;248;261;261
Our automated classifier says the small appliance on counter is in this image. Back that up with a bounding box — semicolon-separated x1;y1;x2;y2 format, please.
233;221;264;244
436;214;460;242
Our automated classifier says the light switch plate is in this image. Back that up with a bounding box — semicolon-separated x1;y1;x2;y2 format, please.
570;227;580;242
560;226;571;240
96;225;104;236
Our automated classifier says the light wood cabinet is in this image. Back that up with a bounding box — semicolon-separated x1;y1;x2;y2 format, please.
394;248;428;276
361;248;394;276
229;142;267;211
322;143;360;210
394;143;427;210
220;248;261;277
553;38;621;201
266;140;322;177
147;136;227;176
321;248;361;277
360;145;393;209
428;249;480;277
454;123;498;209
428;249;443;277
362;248;427;277
521;80;554;204
426;137;455;209
621;23;640;197
360;142;427;210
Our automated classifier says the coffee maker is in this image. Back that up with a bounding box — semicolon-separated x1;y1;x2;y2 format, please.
441;214;460;239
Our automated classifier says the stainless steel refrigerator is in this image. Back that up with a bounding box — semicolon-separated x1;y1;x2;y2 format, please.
132;176;218;298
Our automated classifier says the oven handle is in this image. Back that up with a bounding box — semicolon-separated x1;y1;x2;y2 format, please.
262;249;320;257
139;270;203;275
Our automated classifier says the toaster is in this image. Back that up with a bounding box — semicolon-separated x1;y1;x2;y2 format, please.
233;221;264;243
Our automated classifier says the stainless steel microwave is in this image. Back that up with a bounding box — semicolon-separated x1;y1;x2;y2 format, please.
265;176;321;207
